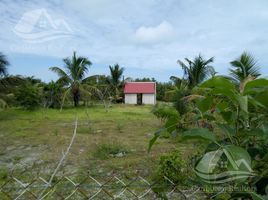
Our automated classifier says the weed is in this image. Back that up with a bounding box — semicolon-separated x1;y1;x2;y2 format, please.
116;122;124;133
0;167;8;180
93;143;129;159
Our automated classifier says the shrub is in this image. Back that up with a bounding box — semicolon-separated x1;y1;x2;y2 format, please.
152;104;178;123
154;150;187;184
151;151;189;199
15;83;41;109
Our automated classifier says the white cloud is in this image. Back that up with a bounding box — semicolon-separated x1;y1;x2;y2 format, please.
1;0;268;82
134;21;175;44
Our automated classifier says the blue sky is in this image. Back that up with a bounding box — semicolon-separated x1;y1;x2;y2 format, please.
1;0;268;82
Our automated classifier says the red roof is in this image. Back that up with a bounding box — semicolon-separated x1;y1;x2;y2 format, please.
124;82;156;94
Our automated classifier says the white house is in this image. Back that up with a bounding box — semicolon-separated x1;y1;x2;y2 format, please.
124;82;156;105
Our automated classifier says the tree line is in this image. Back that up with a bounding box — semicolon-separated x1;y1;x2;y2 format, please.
0;51;262;110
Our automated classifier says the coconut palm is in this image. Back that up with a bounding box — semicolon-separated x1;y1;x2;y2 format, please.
177;54;215;88
107;64;124;98
50;52;92;108
230;52;261;83
0;52;9;77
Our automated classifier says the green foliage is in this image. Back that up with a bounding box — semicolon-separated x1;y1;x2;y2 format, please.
184;76;268;197
0;167;8;180
156;82;174;101
150;75;268;198
15;83;41;109
50;51;92;108
181;128;216;142
151;104;178;122
107;64;124;101
177;54;215;88
230;51;261;82
151;151;189;199
155;151;187;183
43;81;63;108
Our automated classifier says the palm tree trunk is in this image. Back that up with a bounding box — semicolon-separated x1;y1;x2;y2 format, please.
73;90;80;107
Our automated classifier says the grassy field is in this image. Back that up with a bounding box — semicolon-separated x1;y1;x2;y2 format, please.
0;104;195;179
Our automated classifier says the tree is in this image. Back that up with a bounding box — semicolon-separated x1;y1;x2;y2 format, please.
230;51;261;82
15;83;41;109
50;52;92;108
177;54;215;88
0;52;9;77
107;64;124;99
43;81;63;108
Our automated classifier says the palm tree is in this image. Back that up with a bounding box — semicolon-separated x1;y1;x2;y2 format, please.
0;52;9;77
177;54;215;88
107;64;124;98
50;52;92;108
230;52;261;83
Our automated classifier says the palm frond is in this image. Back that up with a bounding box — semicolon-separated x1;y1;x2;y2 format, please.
229;51;261;82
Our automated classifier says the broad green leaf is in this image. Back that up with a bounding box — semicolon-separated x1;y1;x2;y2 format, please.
255;91;268;108
244;78;268;95
195;150;223;174
165;116;179;133
217;101;229;112
216;123;235;142
200;76;236;91
148;128;166;152
236;95;248;113
197;96;213;113
181;128;216;142
219;111;234;123
223;145;252;172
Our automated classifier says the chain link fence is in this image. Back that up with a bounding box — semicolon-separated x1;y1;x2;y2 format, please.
0;169;202;200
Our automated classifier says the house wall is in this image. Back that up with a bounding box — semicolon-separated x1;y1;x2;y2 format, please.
142;94;155;105
124;94;137;104
124;93;156;105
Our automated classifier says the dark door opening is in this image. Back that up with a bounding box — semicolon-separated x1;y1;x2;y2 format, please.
137;93;142;105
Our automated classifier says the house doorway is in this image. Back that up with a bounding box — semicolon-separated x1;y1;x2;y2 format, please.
137;93;142;105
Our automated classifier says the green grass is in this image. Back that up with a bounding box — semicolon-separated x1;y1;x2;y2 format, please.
93;143;129;159
0;104;196;177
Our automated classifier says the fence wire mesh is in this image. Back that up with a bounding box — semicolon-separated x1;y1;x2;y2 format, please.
0;169;201;200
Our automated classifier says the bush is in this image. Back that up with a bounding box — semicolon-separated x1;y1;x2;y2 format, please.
151;151;190;199
155;150;187;184
152;104;178;122
15;83;41;109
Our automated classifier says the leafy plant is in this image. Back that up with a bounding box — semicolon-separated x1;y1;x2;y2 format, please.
152;104;179;123
151;151;190;199
15;83;41;109
149;76;268;199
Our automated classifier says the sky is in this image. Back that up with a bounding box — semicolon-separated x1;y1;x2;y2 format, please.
0;0;268;82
